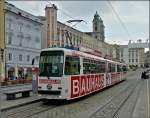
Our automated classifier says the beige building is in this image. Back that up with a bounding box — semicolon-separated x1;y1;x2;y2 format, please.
128;48;144;67
119;39;147;67
0;0;5;82
39;4;116;60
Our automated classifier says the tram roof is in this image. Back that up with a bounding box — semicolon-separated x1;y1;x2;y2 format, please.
41;47;126;65
41;47;106;61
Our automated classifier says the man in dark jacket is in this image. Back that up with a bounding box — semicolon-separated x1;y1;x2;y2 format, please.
141;72;144;79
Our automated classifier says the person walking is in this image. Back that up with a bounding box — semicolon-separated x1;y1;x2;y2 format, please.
143;71;146;79
141;72;144;79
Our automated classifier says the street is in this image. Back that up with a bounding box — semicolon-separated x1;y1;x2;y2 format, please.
1;70;149;118
0;1;149;118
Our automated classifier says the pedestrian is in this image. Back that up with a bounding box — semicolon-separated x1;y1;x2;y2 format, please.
141;72;144;79
143;71;146;79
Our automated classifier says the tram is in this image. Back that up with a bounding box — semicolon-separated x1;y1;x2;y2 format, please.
37;47;127;100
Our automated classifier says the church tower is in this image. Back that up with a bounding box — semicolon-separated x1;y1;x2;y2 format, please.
93;11;105;42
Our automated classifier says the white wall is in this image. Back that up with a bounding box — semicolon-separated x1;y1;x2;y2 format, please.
5;3;42;69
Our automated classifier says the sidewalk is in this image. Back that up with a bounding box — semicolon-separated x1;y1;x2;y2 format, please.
0;83;32;93
0;83;31;88
0;83;42;110
0;94;42;110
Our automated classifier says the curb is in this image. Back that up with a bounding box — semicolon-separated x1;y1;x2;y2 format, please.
1;98;44;111
0;83;31;88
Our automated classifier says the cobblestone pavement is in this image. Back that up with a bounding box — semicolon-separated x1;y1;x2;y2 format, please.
1;70;149;118
1;101;56;118
114;79;150;118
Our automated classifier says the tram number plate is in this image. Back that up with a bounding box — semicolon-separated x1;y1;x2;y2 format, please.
39;79;61;84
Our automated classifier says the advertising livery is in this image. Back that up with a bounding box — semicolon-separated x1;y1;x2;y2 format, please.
37;47;127;100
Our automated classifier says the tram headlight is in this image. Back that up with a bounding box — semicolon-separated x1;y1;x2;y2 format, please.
47;84;52;89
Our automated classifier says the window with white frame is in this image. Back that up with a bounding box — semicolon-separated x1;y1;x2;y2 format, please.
27;55;30;62
19;54;22;61
18;22;23;32
8;35;12;44
7;18;12;30
35;37;40;43
8;53;12;61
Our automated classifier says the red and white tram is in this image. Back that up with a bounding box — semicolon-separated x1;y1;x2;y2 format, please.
38;47;127;100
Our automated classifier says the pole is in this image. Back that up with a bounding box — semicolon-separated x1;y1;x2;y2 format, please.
0;0;5;117
0;0;5;84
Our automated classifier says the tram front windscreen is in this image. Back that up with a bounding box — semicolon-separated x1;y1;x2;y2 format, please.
39;51;64;77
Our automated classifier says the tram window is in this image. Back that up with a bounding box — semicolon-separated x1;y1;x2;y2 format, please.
83;59;106;74
83;58;91;74
111;64;116;72
65;56;80;75
98;61;106;73
90;60;97;73
122;66;127;71
107;63;115;72
117;65;121;72
39;51;64;77
108;63;111;72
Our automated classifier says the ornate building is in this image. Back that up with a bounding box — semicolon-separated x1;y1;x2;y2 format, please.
5;2;42;80
40;4;115;60
86;11;105;42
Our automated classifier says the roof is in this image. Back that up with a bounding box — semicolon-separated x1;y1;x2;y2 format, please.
119;45;128;48
41;47;126;65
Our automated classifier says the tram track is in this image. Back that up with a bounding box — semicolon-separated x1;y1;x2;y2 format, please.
113;80;142;118
1;71;141;118
1;100;58;118
89;78;141;118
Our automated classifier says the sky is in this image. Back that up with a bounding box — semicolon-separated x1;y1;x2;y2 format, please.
8;1;149;46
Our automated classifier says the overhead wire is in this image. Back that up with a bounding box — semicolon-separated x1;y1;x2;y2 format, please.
106;0;132;41
57;7;91;31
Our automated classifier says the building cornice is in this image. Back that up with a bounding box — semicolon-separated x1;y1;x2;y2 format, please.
6;45;41;53
5;2;43;25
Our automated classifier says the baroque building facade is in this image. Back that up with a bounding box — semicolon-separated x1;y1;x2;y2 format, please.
86;11;105;42
5;2;42;80
40;4;115;60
